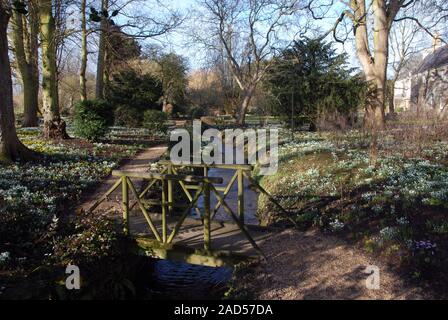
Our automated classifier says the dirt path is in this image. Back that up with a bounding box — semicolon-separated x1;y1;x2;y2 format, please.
79;144;168;213
233;228;429;300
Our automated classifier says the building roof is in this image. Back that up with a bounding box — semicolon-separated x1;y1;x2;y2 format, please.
414;44;448;75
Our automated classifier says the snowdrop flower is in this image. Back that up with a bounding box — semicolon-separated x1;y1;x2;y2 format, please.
0;252;10;263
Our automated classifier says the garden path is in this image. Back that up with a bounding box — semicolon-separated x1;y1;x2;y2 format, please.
78;144;168;214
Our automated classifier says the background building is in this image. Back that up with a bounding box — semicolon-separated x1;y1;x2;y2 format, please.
394;40;448;115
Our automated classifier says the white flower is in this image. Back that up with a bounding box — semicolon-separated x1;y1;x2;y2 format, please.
329;219;344;231
0;252;10;263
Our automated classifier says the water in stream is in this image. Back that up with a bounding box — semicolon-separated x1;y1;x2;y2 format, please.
139;258;234;300
142;166;259;299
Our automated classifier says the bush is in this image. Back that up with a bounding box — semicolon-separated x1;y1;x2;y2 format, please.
74;100;111;141
142;109;168;134
0;204;55;257
106;70;162;114
51;214;141;299
264;38;365;125
114;105;142;127
53;214;123;267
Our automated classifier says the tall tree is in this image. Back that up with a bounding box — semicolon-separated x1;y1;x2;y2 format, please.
92;0;182;100
39;0;68;138
11;0;39;127
324;0;447;129
0;1;35;162
95;0;108;99
79;0;87;101
320;0;446;164
148;52;188;112
103;25;141;97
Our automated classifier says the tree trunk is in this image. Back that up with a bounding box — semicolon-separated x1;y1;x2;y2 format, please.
371;0;388;130
352;0;386;131
95;0;108;99
12;1;39;127
236;85;256;126
39;0;68;139
79;0;87;101
388;81;396;115
0;6;36;163
162;97;168;112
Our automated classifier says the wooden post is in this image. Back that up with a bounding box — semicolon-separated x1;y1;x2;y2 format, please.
161;179;168;243
122;176;129;235
167;163;173;215
203;181;211;251
211;171;238;220
167;185;204;244
170;166;205;217
237;169;244;224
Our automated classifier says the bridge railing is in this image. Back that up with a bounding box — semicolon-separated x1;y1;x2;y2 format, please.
158;160;295;227
87;170;263;255
158;160;253;224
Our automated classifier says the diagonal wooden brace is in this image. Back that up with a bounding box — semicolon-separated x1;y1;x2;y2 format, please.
210;184;265;258
167;184;204;244
87;178;123;213
127;177;162;242
211;170;238;220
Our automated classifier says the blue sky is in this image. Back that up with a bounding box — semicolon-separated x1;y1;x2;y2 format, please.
76;0;436;77
136;0;361;72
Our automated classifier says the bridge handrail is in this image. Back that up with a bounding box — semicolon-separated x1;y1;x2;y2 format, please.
111;170;223;184
158;160;253;171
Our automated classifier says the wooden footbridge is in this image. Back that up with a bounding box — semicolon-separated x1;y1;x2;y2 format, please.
88;161;290;267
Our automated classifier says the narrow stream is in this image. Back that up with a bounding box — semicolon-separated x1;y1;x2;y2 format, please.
139;258;234;300
140;165;260;299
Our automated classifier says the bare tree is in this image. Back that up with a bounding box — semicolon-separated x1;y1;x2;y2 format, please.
79;0;87;101
318;0;446;164
195;0;302;125
322;0;447;128
94;0;108;99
